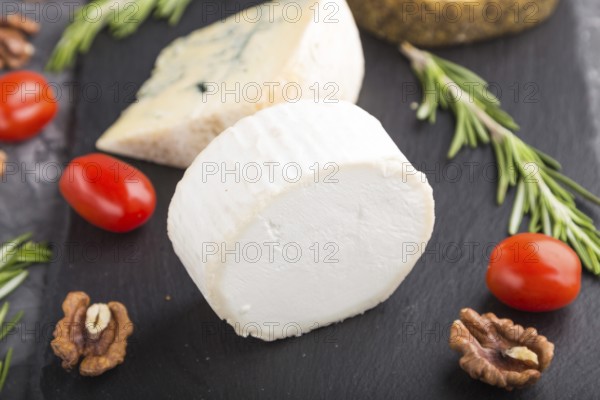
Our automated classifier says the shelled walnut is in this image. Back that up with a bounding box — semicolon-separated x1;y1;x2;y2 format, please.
51;291;134;377
0;13;40;69
449;308;554;391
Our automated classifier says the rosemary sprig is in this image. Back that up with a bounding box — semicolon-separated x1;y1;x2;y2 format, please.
400;42;600;274
46;0;194;71
0;234;51;392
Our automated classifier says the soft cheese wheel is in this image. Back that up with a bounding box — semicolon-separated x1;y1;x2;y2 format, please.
168;101;435;341
97;0;364;168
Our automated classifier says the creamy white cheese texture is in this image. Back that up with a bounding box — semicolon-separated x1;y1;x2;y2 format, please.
96;0;364;168
167;101;435;341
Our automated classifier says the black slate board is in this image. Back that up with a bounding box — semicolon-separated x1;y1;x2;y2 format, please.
27;0;600;398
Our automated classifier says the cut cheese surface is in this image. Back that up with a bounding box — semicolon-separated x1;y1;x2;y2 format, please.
97;0;364;168
168;101;435;341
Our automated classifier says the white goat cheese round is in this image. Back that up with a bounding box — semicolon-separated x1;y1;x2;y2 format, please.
168;101;435;341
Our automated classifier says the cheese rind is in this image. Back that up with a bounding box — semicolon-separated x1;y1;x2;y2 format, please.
168;101;435;341
96;0;364;168
347;0;559;47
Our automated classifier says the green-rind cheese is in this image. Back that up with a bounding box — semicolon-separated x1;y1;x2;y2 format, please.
347;0;559;47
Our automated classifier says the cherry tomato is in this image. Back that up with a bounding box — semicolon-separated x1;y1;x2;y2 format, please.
0;71;58;142
59;153;156;233
486;233;581;312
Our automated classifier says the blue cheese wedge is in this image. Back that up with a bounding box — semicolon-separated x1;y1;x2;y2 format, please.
97;0;364;168
167;101;435;341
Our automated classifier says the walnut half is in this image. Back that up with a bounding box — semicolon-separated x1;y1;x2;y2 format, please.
51;291;134;377
449;308;554;391
0;14;39;69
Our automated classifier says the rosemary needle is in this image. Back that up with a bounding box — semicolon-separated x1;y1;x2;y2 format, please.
0;348;13;392
400;42;600;275
0;311;24;341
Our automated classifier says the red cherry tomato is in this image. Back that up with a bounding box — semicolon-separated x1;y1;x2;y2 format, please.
59;153;156;233
486;233;581;312
0;71;58;142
